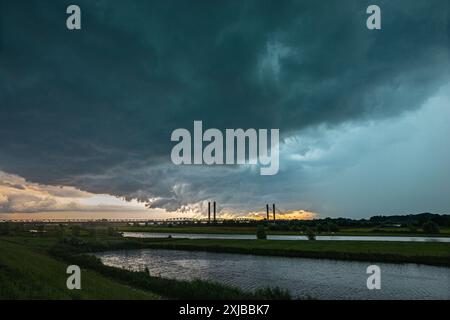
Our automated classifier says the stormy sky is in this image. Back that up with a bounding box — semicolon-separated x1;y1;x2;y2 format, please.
0;0;449;218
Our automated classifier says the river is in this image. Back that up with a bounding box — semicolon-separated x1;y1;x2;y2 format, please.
122;231;450;242
95;249;450;299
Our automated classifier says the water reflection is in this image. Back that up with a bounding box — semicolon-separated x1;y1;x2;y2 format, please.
122;232;450;242
96;249;450;300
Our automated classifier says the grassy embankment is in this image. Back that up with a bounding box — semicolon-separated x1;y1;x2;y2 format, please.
6;233;447;267
0;237;158;299
0;236;291;300
125;237;450;267
118;225;450;237
1;227;449;300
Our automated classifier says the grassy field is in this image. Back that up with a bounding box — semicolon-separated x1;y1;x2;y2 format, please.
0;237;159;299
0;235;291;300
133;238;450;266
12;233;446;266
1;230;449;300
118;225;450;237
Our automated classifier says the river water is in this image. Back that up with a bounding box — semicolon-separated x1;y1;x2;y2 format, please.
95;249;450;300
122;231;450;242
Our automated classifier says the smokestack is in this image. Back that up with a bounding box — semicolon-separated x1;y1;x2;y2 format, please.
266;204;269;220
208;202;211;224
213;201;216;223
272;203;276;221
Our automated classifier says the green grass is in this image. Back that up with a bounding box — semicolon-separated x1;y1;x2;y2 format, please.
52;249;291;300
0;238;159;299
0;235;292;300
118;225;450;237
120;225;259;234
133;238;450;266
2;232;449;300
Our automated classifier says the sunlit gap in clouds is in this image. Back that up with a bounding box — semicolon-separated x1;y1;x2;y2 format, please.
0;170;319;220
0;171;159;220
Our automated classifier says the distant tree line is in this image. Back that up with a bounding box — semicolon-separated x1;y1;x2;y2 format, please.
159;213;449;229
368;213;449;227
0;222;120;237
1;212;448;236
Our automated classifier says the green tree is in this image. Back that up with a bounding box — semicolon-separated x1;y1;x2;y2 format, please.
256;225;267;240
0;222;11;235
408;224;418;233
316;224;325;234
56;224;65;238
71;225;81;237
422;221;440;234
88;228;97;237
107;226;117;236
306;228;316;240
14;223;25;233
327;223;339;232
37;224;45;237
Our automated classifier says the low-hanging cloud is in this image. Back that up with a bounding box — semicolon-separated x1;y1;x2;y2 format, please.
0;171;148;213
0;0;449;215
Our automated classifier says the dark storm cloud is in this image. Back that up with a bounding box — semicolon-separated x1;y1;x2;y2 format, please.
0;0;448;211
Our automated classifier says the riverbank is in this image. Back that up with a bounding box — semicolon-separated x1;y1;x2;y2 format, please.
0;236;291;300
17;234;448;267
95;247;450;300
2;232;449;300
0;237;159;299
123;237;450;267
118;225;450;237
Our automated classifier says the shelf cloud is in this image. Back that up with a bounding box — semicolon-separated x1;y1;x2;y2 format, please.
0;0;449;217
